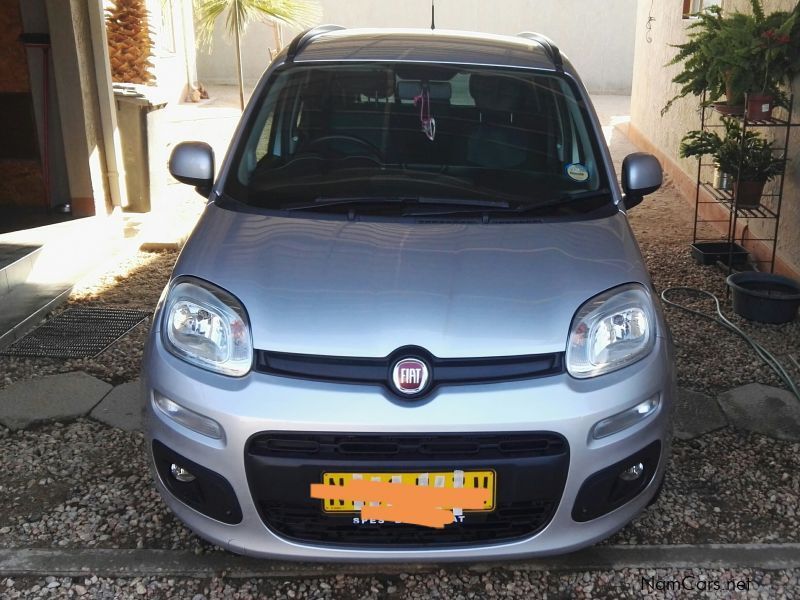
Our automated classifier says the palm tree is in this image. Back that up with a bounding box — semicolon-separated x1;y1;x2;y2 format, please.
194;0;321;109
106;0;155;84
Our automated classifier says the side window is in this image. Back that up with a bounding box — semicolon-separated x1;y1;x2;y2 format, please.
255;114;275;162
237;72;290;184
450;73;475;107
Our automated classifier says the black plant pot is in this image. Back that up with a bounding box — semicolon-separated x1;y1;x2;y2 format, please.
726;272;800;324
690;242;748;266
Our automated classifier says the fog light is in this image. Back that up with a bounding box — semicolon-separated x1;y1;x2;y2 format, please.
591;394;660;439
170;463;196;483
153;392;224;440
619;462;644;481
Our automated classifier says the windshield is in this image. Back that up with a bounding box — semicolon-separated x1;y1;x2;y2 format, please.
227;63;610;214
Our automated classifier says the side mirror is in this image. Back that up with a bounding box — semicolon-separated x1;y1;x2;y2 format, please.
169;141;214;197
621;152;662;210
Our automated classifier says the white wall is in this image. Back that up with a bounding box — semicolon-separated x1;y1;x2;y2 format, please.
196;0;637;94
145;0;198;104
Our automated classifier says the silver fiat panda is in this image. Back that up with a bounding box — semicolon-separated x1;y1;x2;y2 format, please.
144;26;673;560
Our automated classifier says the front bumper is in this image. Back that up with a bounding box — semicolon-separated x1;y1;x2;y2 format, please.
143;334;674;561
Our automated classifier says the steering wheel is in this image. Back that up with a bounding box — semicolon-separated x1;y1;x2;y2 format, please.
305;135;385;162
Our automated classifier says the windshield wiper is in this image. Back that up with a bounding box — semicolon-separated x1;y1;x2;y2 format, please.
282;196;404;211
402;189;612;217
509;189;613;214
416;196;510;208
281;196;511;212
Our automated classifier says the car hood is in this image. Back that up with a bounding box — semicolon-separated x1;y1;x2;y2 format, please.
174;204;650;358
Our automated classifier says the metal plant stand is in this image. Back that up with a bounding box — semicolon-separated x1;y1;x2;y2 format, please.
690;92;797;274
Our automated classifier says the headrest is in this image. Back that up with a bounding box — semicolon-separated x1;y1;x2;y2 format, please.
334;70;395;99
469;74;525;112
396;80;452;101
395;65;457;81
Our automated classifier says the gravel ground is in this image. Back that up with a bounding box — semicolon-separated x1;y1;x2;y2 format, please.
0;421;208;553
644;237;800;396
1;569;797;599
0;420;797;551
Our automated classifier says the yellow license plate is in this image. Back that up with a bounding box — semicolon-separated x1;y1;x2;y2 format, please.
320;470;495;512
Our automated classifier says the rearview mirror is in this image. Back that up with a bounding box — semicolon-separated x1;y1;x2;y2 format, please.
169;141;214;197
621;152;662;210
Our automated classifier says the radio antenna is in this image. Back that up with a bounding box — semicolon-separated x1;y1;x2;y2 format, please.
431;0;436;30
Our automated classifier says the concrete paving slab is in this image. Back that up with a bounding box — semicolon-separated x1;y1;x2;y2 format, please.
0;544;799;578
718;384;800;442
0;372;112;430
674;387;727;440
90;379;143;431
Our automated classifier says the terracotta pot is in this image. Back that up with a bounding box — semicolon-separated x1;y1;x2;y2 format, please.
746;94;774;121
712;102;745;116
733;179;766;209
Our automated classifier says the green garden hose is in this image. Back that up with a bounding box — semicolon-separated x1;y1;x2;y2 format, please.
660;287;800;401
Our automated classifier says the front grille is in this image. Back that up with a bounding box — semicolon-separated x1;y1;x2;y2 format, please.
245;431;569;548
254;347;564;394
249;432;567;461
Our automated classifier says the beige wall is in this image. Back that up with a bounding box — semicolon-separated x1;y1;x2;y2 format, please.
629;0;800;275
46;0;111;217
196;0;637;94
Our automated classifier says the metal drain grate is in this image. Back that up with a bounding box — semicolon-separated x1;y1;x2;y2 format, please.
2;307;150;358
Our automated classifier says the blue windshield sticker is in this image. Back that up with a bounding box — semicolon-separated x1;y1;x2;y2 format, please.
565;163;589;182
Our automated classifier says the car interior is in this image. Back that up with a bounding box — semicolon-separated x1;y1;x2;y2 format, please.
237;64;602;205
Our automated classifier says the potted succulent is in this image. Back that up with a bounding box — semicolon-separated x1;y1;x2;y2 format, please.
679;118;785;208
663;1;800;118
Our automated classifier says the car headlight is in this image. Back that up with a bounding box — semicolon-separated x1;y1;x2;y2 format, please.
161;277;253;377
566;283;656;378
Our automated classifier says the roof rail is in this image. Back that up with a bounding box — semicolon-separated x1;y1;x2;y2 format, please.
516;32;563;72
285;24;346;62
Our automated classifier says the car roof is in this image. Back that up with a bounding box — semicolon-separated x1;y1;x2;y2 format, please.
288;28;567;72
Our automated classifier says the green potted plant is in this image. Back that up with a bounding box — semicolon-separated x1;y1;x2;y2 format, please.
679;119;737;190
663;1;800;118
725;129;785;208
679;118;785;208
